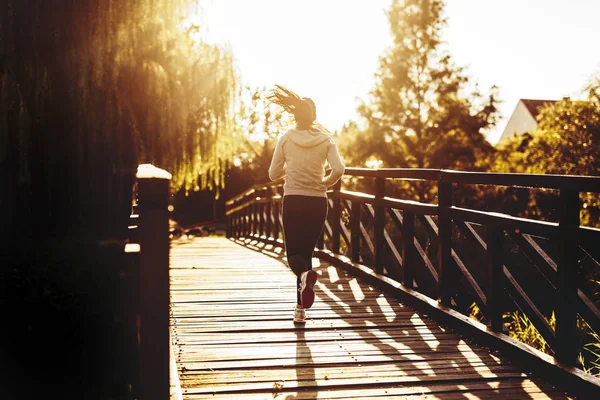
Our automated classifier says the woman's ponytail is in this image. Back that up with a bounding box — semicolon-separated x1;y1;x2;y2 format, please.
267;85;316;129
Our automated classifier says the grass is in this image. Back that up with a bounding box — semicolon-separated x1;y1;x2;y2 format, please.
581;332;600;376
469;300;600;378
505;310;555;355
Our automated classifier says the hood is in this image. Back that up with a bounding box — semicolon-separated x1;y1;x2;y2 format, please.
286;128;331;148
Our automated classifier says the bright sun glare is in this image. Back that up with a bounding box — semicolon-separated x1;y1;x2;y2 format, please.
194;0;391;133
194;0;600;143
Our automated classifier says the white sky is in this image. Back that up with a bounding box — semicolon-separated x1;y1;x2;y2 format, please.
197;0;600;144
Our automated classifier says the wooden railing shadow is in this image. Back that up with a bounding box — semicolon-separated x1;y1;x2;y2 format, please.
226;167;600;397
314;260;572;398
237;237;567;398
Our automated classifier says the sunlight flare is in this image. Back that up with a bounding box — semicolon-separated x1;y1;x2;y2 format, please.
327;266;340;283
349;278;365;302
410;313;440;350
521;380;550;399
375;295;397;322
316;281;351;313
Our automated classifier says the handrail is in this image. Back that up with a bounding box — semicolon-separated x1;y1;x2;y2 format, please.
225;181;284;206
345;167;440;180
343;167;600;191
225;167;600;371
441;170;600;191
448;207;559;238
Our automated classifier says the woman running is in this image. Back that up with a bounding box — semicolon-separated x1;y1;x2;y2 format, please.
267;85;345;323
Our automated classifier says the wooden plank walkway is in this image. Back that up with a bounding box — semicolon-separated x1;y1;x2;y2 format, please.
169;237;573;399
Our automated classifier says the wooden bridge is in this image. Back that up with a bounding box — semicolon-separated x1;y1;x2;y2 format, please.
127;166;600;399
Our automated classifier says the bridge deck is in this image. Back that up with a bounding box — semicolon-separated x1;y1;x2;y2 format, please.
170;237;572;399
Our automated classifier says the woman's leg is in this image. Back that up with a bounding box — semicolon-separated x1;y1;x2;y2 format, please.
282;195;328;305
301;197;328;265
283;196;309;305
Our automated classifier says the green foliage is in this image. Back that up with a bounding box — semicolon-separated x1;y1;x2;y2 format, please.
494;89;600;179
469;302;555;357
505;311;556;355
524;100;599;176
228;86;288;184
470;299;600;378
467;302;487;324
0;0;239;237
340;0;499;172
493;86;600;227
525;98;600;226
581;331;600;377
578;278;600;377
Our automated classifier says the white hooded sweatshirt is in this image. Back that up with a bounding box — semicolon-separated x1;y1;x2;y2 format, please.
268;128;345;198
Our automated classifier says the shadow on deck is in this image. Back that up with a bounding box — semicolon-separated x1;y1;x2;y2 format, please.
169;237;573;399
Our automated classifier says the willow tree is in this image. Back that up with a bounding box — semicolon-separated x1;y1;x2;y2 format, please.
341;0;499;201
0;0;238;237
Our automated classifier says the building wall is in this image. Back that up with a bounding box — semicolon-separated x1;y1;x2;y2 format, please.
497;100;537;144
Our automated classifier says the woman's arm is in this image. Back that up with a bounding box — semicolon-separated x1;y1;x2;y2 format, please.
268;136;286;181
323;140;345;187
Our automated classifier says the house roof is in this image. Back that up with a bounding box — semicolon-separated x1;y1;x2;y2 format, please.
495;98;559;145
520;99;557;119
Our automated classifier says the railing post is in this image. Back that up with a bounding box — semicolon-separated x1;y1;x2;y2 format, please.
128;203;139;243
245;198;251;237
136;165;170;400
258;190;265;238
238;210;242;238
234;207;240;238
233;210;239;238
245;201;251;238
555;188;580;365
237;203;242;238
123;208;140;396
247;201;252;238
250;200;255;237
331;181;342;253
486;225;504;332
351;200;361;263
240;204;245;238
226;206;232;238
402;212;416;289
374;176;386;274
438;175;454;307
265;186;272;238
227;202;233;238
273;197;281;241
317;226;325;249
253;200;259;237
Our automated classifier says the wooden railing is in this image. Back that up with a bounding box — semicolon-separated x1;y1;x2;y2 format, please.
225;168;600;369
121;164;171;400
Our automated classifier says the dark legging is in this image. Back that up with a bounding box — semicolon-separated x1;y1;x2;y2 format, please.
282;195;328;305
